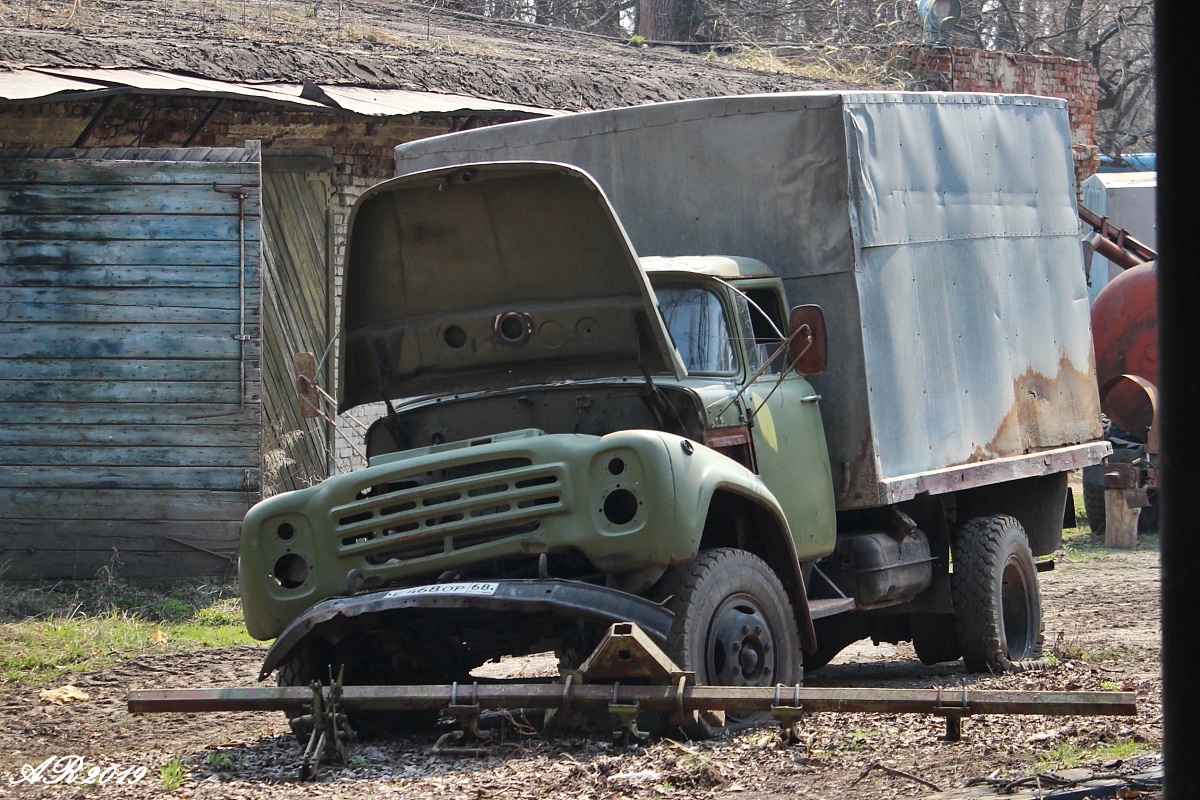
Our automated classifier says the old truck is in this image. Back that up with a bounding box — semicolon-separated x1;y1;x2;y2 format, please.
239;92;1108;736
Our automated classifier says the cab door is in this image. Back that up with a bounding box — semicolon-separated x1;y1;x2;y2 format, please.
738;287;837;561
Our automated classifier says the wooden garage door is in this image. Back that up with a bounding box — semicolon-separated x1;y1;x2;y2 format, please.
260;155;333;495
0;144;263;579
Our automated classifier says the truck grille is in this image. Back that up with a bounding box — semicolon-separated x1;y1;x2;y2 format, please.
332;457;565;564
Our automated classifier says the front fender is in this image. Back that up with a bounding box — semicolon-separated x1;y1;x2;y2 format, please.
661;433;794;547
660;434;817;653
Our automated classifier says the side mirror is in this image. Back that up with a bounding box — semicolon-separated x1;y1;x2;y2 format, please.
293;352;322;419
788;305;827;376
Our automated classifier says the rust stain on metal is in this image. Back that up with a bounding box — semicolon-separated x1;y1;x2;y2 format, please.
838;432;879;507
976;353;1102;463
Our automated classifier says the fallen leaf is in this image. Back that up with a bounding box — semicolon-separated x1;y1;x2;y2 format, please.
39;685;90;705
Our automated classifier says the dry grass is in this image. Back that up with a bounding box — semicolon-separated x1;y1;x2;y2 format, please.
0;557;251;687
709;44;913;88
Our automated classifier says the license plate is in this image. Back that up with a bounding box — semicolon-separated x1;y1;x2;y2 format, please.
383;582;500;599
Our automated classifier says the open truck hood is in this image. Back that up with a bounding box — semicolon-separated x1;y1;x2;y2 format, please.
339;162;686;412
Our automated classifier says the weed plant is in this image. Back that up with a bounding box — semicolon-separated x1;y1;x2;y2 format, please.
0;556;253;688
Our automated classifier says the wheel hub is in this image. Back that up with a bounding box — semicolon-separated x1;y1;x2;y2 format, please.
708;595;774;686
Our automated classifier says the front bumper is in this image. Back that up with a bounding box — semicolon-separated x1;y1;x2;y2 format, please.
258;578;675;679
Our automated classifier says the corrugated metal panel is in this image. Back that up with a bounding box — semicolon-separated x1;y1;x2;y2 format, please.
312;85;562;117
841;96;1098;482
0;70;108;101
0;146;259;162
0;145;263;579
391;92;1103;507
2;67;560;117
27;67;329;108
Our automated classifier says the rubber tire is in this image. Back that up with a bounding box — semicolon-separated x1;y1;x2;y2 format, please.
276;644;330;745
910;613;962;666
1082;477;1107;534
1137;492;1159;533
951;515;1045;673
276;638;440;739
653;548;801;738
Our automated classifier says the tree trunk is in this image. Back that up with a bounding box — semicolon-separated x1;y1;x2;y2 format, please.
1105;489;1140;549
636;0;656;37
1062;0;1083;53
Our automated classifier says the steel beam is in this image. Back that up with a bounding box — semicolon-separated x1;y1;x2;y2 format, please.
128;684;1136;718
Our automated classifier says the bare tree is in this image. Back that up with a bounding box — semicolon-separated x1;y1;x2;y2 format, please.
416;0;1154;154
1086;4;1154;153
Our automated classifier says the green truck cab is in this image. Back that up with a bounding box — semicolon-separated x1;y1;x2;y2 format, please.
242;94;1110;736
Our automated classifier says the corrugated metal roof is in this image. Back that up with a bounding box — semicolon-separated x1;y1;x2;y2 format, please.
0;67;562;117
38;67;331;107
0;69;109;100
302;84;559;117
0;145;260;162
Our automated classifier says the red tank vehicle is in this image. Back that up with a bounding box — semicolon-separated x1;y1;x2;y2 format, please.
1079;205;1159;532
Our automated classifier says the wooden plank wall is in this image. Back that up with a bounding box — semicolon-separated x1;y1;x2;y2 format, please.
260;158;332;495
0;145;263;579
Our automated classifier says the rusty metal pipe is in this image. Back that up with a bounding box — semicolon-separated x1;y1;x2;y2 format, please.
128;684;1135;718
1086;232;1149;271
1078;203;1158;267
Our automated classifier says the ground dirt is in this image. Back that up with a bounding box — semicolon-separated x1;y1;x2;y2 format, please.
0;0;865;112
0;537;1162;799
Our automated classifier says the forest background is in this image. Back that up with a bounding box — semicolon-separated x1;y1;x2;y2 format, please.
419;0;1154;155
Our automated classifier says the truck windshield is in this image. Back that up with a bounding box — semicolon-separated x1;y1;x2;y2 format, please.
655;285;738;375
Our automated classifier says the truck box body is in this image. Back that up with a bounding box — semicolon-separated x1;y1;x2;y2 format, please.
393;92;1103;510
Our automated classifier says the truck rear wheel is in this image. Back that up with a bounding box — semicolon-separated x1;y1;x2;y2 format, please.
1082;476;1107;534
951;515;1044;673
653;548;801;738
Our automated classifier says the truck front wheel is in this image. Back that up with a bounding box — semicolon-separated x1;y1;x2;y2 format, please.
951;515;1045;672
276;635;441;738
653;548;801;737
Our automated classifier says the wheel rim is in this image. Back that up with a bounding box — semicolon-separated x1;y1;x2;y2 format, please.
706;593;776;687
1000;557;1034;659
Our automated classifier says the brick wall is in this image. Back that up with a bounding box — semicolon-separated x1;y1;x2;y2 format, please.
327;167;382;475
906;46;1101;186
